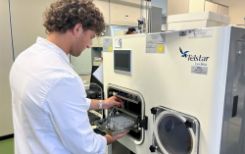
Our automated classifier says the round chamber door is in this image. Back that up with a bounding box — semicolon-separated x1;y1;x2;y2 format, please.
153;111;197;154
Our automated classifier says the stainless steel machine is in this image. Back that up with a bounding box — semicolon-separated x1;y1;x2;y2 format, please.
102;26;245;154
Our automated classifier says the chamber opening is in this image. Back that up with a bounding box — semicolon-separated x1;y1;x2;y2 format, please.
156;115;193;154
107;86;145;141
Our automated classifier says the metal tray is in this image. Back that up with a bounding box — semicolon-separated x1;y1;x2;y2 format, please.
95;111;136;135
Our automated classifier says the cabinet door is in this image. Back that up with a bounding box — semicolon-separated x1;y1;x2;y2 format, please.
94;0;110;24
189;0;205;13
217;4;229;16
0;0;13;136
205;1;229;15
110;0;141;26
167;0;189;15
205;1;218;13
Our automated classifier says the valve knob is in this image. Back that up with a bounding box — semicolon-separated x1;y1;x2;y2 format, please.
149;145;157;152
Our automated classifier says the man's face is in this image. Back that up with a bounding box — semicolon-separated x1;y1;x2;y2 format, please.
70;24;96;57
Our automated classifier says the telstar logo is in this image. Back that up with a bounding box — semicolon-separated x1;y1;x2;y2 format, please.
179;47;209;62
179;47;189;57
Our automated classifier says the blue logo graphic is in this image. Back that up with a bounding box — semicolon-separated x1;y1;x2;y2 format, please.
179;47;189;58
179;47;210;62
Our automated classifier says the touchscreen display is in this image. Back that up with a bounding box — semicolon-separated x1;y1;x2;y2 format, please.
114;50;131;73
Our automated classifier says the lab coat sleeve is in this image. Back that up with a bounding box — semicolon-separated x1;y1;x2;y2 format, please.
46;76;106;154
86;98;91;105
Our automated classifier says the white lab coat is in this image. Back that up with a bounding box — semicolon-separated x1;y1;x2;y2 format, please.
9;37;106;154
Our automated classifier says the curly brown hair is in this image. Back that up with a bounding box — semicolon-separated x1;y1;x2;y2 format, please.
43;0;105;36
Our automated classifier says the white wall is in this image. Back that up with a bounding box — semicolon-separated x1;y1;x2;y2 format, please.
71;48;92;75
10;0;50;58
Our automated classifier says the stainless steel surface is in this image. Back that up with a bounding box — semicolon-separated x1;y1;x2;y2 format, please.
111;141;135;154
101;113;136;135
220;27;245;154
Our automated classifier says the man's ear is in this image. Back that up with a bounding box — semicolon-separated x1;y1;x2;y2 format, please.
71;23;83;36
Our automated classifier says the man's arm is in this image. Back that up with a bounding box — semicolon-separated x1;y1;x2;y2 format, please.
89;96;123;110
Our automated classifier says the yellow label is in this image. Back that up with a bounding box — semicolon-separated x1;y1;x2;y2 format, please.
156;44;165;53
108;46;113;52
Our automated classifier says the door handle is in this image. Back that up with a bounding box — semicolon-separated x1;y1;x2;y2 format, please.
232;95;239;117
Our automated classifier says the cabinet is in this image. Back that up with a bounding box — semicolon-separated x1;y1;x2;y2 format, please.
189;0;229;15
189;0;205;13
167;0;189;15
0;0;13;136
214;2;229;15
168;0;229;16
94;0;110;24
109;0;141;26
94;0;143;26
204;1;218;13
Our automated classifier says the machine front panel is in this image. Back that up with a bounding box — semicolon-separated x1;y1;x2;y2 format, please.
102;27;244;154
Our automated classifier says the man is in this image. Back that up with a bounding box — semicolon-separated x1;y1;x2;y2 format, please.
9;0;127;153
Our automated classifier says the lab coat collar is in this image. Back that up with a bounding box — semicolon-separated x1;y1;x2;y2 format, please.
36;37;70;64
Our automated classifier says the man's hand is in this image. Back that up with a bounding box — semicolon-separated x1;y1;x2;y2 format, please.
105;130;129;144
103;96;123;109
90;96;123;110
